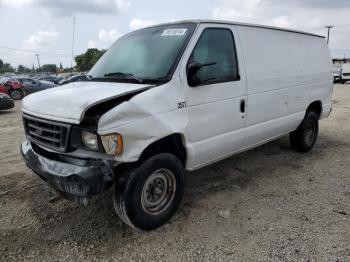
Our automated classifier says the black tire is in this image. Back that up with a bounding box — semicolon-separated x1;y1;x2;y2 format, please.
113;153;185;230
290;111;319;153
9;89;24;100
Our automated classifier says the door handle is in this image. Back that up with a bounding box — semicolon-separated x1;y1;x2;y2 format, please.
240;99;245;113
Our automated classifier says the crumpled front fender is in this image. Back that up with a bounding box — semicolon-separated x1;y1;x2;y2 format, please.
97;79;190;164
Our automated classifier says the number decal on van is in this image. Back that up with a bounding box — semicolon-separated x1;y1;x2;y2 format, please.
177;101;187;109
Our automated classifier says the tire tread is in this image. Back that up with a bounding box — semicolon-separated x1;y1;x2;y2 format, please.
290;111;319;153
113;154;184;230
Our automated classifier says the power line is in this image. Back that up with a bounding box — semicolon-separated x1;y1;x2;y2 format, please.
333;24;350;28
308;23;350;32
0;46;71;57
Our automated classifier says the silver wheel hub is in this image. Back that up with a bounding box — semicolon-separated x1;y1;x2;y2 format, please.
305;120;316;145
141;168;176;215
11;90;21;99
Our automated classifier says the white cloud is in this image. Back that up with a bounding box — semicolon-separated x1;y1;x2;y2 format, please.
0;0;32;8
99;29;120;42
88;29;121;49
22;30;59;50
211;0;350;58
213;0;262;21
272;16;290;28
115;0;130;11
7;30;60;68
129;18;155;31
1;0;130;16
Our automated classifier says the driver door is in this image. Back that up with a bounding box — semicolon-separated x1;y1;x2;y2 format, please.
179;24;247;169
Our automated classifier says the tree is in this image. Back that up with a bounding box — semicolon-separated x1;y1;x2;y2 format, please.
59;62;63;70
75;48;106;71
18;64;30;74
40;64;57;73
0;59;3;69
0;62;14;73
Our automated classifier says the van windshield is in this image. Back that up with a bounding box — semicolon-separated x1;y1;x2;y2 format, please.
88;23;196;84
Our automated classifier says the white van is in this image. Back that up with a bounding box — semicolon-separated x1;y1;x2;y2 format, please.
21;20;333;230
340;63;350;84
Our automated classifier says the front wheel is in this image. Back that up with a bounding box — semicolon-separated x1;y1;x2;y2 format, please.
113;153;185;230
290;111;319;153
9;89;24;100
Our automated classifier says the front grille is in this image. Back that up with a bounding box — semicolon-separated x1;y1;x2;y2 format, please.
23;114;71;152
343;73;350;76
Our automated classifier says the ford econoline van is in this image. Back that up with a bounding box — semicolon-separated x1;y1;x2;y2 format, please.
21;20;333;230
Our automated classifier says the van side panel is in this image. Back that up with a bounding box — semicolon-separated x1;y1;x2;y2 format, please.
237;26;332;146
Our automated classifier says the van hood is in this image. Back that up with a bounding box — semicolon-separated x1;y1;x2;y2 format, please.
22;81;151;124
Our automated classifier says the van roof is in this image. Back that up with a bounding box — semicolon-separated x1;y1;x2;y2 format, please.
153;19;325;39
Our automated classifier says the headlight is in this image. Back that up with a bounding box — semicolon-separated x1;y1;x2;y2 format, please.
101;133;123;156
81;131;98;150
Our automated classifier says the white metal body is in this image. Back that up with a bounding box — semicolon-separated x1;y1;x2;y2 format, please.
22;21;333;171
341;63;350;81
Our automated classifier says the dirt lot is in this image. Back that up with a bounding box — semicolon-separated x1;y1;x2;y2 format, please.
0;84;350;261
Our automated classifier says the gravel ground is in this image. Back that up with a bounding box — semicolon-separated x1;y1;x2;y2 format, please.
0;84;350;261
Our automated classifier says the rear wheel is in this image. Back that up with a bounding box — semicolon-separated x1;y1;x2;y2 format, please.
9;89;24;100
290;111;319;153
113;153;185;230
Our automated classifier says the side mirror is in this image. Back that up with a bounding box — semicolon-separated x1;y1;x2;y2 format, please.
187;61;217;87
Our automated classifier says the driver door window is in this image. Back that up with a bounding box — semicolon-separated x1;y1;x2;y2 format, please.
188;28;239;86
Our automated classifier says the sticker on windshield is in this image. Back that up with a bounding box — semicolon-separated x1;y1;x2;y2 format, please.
161;28;187;36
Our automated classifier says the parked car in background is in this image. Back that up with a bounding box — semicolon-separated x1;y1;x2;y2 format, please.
16;77;57;95
0;78;25;100
0;93;14;110
333;65;341;83
340;63;350;84
58;74;87;85
57;72;76;80
36;75;62;85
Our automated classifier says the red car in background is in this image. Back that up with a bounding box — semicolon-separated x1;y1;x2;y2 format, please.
0;78;25;100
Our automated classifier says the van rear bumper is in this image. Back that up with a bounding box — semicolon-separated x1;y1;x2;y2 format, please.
21;140;115;205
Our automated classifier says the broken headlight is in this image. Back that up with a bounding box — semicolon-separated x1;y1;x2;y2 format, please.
81;131;98;151
101;133;123;156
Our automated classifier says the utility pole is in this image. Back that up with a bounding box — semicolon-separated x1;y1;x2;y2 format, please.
325;25;334;45
71;16;76;72
35;54;40;69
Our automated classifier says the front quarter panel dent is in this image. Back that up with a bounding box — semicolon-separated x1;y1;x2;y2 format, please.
103;109;189;163
97;80;189;163
97;100;152;132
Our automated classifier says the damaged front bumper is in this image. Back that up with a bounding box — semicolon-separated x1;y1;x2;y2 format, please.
21;140;115;206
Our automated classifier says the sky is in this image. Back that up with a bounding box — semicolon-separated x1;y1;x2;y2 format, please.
0;0;349;68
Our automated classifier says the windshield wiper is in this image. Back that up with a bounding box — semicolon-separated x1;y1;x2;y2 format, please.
104;72;145;83
85;74;94;80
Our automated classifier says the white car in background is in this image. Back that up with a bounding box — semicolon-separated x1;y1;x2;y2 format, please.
333;65;341;83
340;63;350;84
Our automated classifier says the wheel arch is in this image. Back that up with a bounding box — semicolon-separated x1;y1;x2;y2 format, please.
306;100;322;119
138;133;187;167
